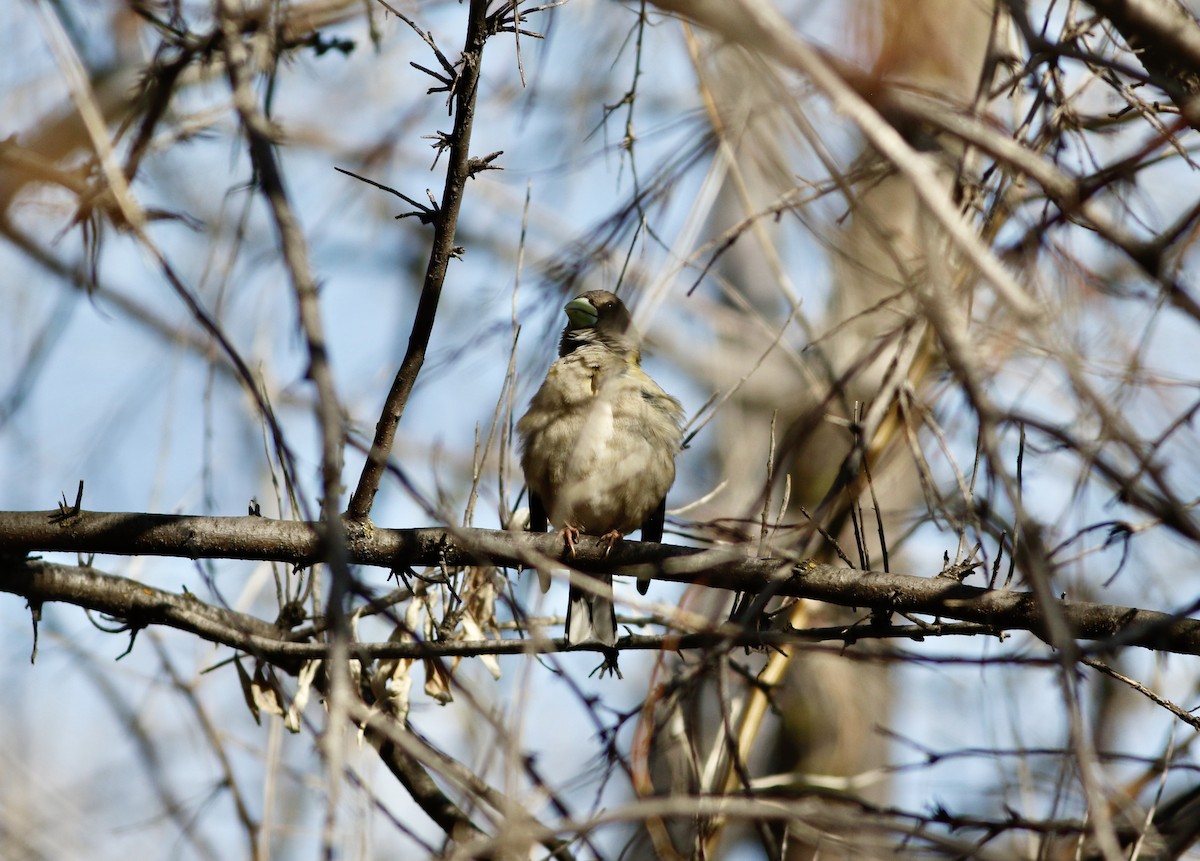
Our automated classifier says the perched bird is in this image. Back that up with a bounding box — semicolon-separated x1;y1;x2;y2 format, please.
517;290;684;658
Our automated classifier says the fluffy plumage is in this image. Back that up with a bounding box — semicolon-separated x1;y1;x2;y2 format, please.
518;290;684;655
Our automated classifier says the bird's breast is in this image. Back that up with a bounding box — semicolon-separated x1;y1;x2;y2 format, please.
518;352;679;535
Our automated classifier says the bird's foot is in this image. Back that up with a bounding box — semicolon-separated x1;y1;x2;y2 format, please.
589;647;623;680
562;525;581;557
599;529;623;557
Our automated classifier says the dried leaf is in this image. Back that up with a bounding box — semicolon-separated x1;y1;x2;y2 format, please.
235;658;263;725
371;623;416;721
461;612;501;679
285;659;320;733
250;663;286;719
422;657;453;704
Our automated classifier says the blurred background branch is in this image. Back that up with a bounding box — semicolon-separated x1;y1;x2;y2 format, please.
3;0;1200;859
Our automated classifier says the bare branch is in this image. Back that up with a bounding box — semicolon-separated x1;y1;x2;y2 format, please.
4;509;1200;656
346;0;496;520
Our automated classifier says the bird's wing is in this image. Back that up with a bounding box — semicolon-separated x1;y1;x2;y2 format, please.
527;491;552;592
636;497;666;594
640;497;666;543
528;490;548;534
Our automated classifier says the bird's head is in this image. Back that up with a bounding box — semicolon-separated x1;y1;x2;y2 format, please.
558;290;639;358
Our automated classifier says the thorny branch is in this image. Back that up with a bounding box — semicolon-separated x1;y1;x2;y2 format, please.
6;0;1200;858
4;509;1200;657
346;0;500;521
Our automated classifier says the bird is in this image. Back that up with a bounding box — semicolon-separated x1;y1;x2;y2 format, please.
517;290;684;665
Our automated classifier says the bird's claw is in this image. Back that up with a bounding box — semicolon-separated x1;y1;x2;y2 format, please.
590;648;622;679
600;529;622;557
562;525;580;557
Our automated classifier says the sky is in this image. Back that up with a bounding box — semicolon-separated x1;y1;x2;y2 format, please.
3;1;1200;858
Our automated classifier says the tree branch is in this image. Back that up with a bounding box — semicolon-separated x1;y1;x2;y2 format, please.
1084;0;1200;130
0;556;1015;662
346;0;495;520
3;509;1200;656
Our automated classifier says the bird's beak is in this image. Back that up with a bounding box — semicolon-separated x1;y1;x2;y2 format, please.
564;296;598;329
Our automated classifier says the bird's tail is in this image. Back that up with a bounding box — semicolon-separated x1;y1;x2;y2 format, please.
566;573;617;647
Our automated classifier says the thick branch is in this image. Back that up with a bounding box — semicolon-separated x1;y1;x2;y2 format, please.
3;558;285;649
0;557;1012;662
3;509;1200;655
